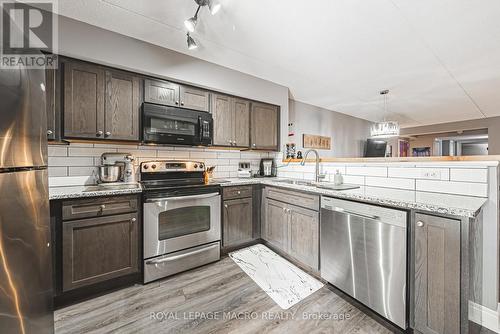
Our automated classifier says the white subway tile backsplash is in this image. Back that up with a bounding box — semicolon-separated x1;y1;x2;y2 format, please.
48;146;67;157
365;186;416;202
416;180;488;197
48;156;94;167
156;150;189;159
450;168;488;183
48;167;67;177
388;167;450;181
346;166;387;177
68;166;98;176
190;151;217;159
341;175;365;185
365;176;415;190
68;147;117;156
415;192;487;211
49;176;95;187
217;152;241;159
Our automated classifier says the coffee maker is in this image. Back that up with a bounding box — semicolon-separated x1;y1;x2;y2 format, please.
98;153;136;184
259;158;277;177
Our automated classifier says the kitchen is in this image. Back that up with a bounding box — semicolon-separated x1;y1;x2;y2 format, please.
1;1;499;334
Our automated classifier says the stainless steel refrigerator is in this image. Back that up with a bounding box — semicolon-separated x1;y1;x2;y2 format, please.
0;65;54;332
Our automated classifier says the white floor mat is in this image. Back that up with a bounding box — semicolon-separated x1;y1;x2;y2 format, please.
229;244;324;309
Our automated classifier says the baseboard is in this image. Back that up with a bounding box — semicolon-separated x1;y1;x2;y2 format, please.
468;301;499;333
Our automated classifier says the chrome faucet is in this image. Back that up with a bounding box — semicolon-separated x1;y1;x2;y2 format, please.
300;149;325;182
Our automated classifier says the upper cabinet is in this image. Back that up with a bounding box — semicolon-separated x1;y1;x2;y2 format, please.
63;61;105;139
45;66;61;141
63;59;141;141
104;70;141;141
251;102;279;150
212;94;250;148
144;79;210;112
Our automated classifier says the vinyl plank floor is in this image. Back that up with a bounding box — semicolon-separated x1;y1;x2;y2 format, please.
55;257;394;334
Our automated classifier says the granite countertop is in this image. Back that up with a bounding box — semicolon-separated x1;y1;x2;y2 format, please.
49;184;143;200
49;178;486;218
215;178;486;218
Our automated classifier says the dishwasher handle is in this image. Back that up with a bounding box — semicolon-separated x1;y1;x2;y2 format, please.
324;205;380;221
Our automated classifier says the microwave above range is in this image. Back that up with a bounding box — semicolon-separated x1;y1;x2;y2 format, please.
142;102;213;146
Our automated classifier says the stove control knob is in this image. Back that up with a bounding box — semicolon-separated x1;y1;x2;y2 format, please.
151;164;157;169
194;164;198;168
199;163;204;169
143;165;149;170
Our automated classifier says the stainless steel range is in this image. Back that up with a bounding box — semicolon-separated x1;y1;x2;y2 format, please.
141;160;221;283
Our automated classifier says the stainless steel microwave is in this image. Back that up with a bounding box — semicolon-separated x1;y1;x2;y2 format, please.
142;102;213;146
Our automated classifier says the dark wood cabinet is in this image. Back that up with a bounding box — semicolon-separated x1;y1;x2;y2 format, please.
104;70;141;141
45;67;61;141
144;78;179;106
289;206;319;270
62;212;139;291
250;102;279;150
63;61;105;139
212;94;250;147
414;213;460;334
264;198;289;252
212;93;233;146
180;85;210;111
63;60;141;141
145;79;210;112
223;198;253;247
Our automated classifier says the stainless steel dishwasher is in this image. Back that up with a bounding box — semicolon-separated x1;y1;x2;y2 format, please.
320;197;408;329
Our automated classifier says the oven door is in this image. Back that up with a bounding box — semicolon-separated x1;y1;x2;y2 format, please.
143;191;221;259
143;103;201;145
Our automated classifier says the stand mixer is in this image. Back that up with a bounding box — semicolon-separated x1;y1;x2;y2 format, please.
98;153;137;184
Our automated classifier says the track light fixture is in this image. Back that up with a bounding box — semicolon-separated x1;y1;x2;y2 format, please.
184;0;222;49
187;33;198;50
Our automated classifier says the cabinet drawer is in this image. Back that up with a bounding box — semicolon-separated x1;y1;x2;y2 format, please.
223;185;253;200
62;195;138;220
265;187;319;211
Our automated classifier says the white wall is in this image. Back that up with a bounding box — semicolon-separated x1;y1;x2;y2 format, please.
288;100;372;157
57;15;290;150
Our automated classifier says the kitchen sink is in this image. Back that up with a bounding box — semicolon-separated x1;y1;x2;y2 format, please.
274;179;316;186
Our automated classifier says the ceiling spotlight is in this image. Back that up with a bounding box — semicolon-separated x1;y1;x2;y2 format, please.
208;0;221;15
184;15;197;32
187;33;198;50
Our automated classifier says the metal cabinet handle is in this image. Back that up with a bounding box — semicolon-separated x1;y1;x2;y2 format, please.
224;204;228;209
131;218;137;222
252;143;256;147
47;129;53;135
96;131;103;137
175;100;179;105
237;191;241;195
100;204;106;210
417;221;424;227
181;101;185;106
105;131;111;137
283;207;286;212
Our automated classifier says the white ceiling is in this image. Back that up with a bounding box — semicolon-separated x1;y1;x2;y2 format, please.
55;0;500;128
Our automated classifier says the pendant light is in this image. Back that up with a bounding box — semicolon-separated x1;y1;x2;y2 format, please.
370;90;400;138
187;33;198;50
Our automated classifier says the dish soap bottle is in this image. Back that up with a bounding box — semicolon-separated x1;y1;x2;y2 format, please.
333;170;343;186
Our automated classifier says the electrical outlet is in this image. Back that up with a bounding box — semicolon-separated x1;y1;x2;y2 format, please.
421;169;441;180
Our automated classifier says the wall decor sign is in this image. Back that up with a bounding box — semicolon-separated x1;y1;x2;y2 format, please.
303;134;331;150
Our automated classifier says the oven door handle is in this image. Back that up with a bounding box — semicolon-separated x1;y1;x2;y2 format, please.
145;244;219;265
145;192;219;203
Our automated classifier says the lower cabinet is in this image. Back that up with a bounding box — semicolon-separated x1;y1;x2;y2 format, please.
223;197;253;247
262;189;319;271
413;213;460;334
58;195;141;294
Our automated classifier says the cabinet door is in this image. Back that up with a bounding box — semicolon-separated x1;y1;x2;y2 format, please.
414;213;460;334
289;205;319;270
212;93;233;146
45;67;61;141
62;213;139;291
223;197;253;247
180;85;210;112
251;102;279;150
104;70;141;141
64;61;106;139
144;79;180;106
264;199;289;252
233;98;250;147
